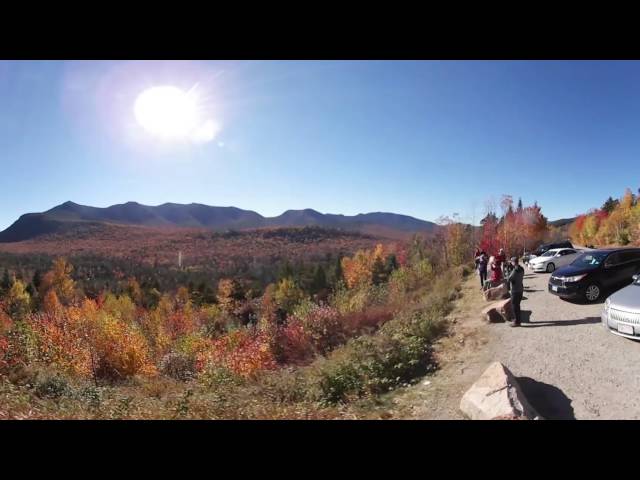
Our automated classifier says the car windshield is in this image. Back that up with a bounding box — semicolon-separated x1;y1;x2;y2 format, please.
571;252;608;269
540;250;556;257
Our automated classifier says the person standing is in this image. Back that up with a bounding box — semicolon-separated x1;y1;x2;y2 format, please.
477;251;488;289
489;257;503;287
495;248;506;274
506;257;524;327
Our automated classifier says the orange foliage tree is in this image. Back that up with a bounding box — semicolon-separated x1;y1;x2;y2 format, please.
341;244;386;289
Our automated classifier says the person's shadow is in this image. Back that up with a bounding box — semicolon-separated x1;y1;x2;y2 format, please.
521;311;601;327
517;377;575;420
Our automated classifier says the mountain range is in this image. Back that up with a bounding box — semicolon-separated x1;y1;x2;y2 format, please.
0;201;439;242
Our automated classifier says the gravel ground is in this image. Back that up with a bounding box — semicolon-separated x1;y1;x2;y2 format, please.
393;267;640;420
491;268;640;419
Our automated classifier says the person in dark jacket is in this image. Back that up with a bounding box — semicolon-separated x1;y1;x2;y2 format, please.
476;251;488;288
506;256;524;327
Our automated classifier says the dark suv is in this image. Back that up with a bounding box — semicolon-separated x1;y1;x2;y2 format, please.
548;248;640;302
533;240;573;256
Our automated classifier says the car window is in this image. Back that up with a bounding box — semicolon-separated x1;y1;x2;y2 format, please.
618;251;640;263
605;253;622;266
572;252;607;269
566;249;576;255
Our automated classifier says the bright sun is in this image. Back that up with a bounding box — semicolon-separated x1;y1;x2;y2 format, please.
134;86;199;140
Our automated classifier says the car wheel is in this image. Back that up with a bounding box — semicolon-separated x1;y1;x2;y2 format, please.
584;283;601;303
546;263;555;273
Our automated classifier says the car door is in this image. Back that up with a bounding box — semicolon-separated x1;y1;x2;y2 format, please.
618;251;640;284
602;252;626;289
630;252;640;276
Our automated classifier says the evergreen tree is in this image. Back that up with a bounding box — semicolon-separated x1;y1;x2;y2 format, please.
384;253;399;275
371;255;387;285
333;255;343;285
517;198;523;212
1;269;12;295
279;260;293;280
32;269;42;291
602;196;620;214
311;264;328;293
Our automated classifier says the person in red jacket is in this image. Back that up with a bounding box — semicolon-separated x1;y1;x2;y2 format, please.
489;258;503;287
495;248;506;269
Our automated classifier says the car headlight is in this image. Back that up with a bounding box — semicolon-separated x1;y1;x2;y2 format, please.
560;274;588;283
604;298;611;312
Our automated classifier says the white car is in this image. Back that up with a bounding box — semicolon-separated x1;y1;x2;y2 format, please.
528;248;581;273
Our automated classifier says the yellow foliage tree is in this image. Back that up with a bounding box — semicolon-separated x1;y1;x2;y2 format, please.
125;278;143;306
274;278;304;313
216;278;243;313
6;279;31;319
40;258;76;305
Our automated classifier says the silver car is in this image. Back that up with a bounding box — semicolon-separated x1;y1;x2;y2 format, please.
602;274;640;339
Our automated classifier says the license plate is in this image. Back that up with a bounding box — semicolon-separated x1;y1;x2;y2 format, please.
618;324;634;335
552;285;558;292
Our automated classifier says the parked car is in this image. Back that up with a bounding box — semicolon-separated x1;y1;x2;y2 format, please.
601;274;640;339
525;240;574;264
528;247;581;273
548;248;640;303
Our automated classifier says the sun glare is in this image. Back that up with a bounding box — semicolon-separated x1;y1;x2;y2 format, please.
134;86;202;141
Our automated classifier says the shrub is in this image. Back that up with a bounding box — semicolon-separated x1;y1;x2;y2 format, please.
274;319;315;364
294;304;344;355
91;312;155;381
159;352;197;381
341;305;394;336
256;367;310;403
308;269;458;405
204;329;277;378
198;364;244;390
198;305;230;338
76;385;103;409
34;374;71;400
314;357;364;405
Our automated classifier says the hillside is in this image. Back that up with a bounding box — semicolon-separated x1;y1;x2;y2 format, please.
0;223;383;270
548;217;576;228
0;201;438;242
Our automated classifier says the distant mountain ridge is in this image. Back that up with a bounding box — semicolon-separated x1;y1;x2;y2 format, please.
0;201;439;242
549;217;577;228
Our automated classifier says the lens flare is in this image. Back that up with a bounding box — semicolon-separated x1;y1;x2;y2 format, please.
134;86;199;140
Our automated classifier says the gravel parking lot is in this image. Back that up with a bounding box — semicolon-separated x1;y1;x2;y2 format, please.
491;268;640;419
393;266;640;420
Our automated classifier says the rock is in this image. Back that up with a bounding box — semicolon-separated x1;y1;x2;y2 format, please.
483;283;509;301
481;298;513;323
459;362;542;420
495;298;514;322
481;304;504;323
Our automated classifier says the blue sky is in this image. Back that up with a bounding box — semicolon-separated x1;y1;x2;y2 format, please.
1;60;639;230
